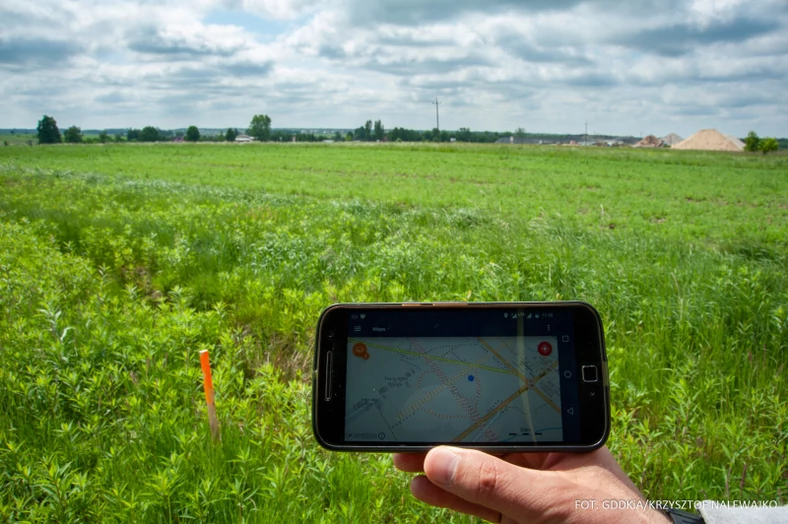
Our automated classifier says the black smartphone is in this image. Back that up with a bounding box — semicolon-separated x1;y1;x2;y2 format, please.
312;302;609;452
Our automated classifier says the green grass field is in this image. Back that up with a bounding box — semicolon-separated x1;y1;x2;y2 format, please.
1;143;786;521
1;134;38;147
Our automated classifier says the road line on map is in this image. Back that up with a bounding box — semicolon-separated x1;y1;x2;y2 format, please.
531;386;560;412
452;384;531;442
395;348;495;422
451;360;561;441
349;338;514;375
477;337;529;383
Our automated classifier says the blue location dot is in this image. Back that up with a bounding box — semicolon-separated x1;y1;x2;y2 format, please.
468;375;475;382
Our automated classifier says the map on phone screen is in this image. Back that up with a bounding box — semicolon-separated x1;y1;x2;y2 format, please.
344;336;563;443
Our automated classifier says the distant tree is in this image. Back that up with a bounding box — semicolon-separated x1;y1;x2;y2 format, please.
759;137;778;154
114;133;124;143
514;127;526;139
37;115;62;144
248;114;272;141
139;126;161;142
127;129;140;141
345;131;353;142
374;120;384;141
294;132;319;143
457;127;472;142
185;125;200;142
744;131;760;153
225;128;238;142
64;125;83;143
98;130;109;143
390;127;423;142
364;120;373;141
333;131;342;141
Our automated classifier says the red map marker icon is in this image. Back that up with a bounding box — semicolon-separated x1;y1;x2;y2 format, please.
538;341;552;357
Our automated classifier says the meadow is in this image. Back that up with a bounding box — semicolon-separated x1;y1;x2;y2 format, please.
0;142;786;522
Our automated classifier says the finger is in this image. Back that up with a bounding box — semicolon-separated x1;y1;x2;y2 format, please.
410;475;502;523
501;450;592;472
423;446;560;520
498;452;553;470
393;452;427;473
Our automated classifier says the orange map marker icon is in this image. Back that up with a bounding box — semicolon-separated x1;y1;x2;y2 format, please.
353;342;370;360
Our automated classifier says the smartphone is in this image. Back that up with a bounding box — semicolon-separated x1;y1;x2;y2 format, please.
312;302;609;452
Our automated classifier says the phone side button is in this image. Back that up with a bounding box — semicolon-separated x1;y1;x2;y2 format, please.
324;351;333;401
581;365;599;383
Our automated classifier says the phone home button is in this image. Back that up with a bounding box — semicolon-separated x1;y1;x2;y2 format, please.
581;365;598;383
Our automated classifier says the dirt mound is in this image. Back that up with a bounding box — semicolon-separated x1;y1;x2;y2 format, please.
725;135;745;149
661;133;684;146
634;135;663;148
673;129;743;152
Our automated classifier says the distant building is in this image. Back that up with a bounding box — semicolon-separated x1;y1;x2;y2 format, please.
235;135;253;143
494;136;547;145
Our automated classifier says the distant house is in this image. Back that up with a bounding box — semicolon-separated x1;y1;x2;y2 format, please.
493;136;547;145
234;134;253;143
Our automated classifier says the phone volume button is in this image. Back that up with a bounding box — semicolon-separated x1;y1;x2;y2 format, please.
324;351;333;401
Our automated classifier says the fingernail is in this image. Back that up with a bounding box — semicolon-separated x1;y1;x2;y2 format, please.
428;447;459;486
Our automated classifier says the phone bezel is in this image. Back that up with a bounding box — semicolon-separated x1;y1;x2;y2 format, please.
312;301;610;452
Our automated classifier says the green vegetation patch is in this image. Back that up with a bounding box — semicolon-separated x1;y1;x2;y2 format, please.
0;144;786;520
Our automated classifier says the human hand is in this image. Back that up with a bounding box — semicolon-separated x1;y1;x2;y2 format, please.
394;446;669;524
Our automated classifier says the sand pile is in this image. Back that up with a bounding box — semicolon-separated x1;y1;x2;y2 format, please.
673;129;744;152
661;133;684;146
634;135;663;147
725;135;745;149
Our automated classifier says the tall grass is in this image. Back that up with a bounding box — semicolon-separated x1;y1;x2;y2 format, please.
0;144;786;521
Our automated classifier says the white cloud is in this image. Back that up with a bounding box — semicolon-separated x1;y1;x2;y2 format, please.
0;0;786;136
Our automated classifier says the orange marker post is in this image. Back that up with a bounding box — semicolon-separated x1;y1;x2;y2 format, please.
199;350;221;442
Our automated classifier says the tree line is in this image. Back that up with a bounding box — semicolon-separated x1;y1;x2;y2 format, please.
744;131;779;154
32;115;783;150
349;119;507;143
35;114;510;145
35;114;274;144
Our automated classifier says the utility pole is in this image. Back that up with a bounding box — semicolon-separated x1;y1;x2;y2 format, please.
432;97;441;132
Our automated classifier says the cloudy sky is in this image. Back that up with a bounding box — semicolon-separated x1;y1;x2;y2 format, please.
1;0;786;137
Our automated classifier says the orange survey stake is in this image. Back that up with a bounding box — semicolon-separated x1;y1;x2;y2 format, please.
200;350;215;404
199;349;221;441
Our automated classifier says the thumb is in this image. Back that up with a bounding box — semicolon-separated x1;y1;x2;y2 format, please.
423;446;559;521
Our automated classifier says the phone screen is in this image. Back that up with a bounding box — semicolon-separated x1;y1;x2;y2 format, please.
343;308;579;444
313;302;608;451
